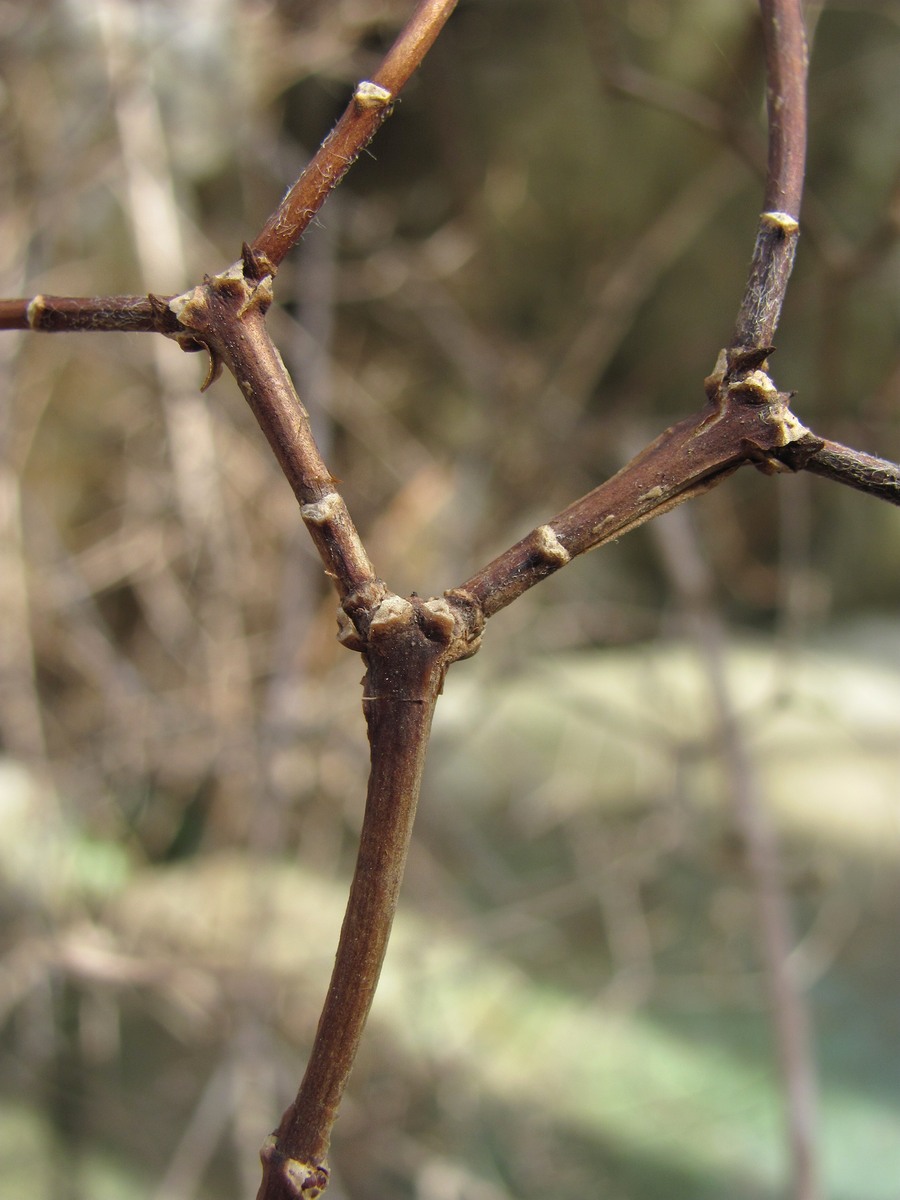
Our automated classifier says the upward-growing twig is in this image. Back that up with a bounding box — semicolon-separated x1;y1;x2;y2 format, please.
731;0;807;351
250;0;459;271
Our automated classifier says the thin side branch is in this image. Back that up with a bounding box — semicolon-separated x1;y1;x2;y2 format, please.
791;437;900;504
0;1;460;336
457;354;820;620
168;262;382;613
250;0;459;271
731;0;808;350
0;293;177;335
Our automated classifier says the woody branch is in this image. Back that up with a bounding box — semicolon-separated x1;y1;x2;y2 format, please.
0;2;897;1199
0;0;459;336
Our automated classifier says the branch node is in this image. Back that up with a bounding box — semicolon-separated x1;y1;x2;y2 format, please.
771;432;826;472
353;80;394;112
26;295;46;329
729;369;779;405
369;595;415;639
414;596;456;643
242;241;276;284
300;493;343;526
442;587;486;659
336;607;366;652
761;210;800;236
260;1137;328;1199
727;345;776;377
533;524;572;566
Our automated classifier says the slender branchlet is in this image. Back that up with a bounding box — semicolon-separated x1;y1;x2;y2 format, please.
731;209;800;352
0;1;460;334
458;355;820;620
760;0;808;219
731;0;808;350
168;262;383;611
250;0;459;271
0;293;178;335
786;437;900;504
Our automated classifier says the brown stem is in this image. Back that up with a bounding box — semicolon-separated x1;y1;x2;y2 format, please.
790;437;900;505
731;209;802;354
166;258;485;1200
250;0;458;271
457;356;818;620
168;263;383;614
1;2;460;334
731;0;808;350
256;595;479;1200
0;293;178;335
760;0;808;219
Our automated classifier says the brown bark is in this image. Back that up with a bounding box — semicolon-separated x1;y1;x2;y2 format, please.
1;2;896;1198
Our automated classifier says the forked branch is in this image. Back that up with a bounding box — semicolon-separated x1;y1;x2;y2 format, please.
258;596;480;1200
166;256;384;618
0;3;897;1200
0;0;459;336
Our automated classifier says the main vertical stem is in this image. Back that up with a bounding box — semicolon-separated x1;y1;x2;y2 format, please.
257;615;451;1200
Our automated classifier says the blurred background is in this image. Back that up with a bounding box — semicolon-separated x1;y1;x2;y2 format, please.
1;1;899;1198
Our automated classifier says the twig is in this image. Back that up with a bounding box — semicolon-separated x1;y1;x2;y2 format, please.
796;437;900;504
731;0;808;350
168;258;382;618
456;357;820;619
0;1;460;334
759;0;808;219
4;2;896;1198
250;0;459;272
0;294;177;335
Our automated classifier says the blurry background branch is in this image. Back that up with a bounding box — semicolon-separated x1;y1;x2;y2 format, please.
647;498;821;1200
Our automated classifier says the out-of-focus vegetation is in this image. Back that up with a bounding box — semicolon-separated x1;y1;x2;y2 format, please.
0;2;898;1198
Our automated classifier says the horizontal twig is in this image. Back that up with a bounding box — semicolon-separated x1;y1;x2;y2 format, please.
793;437;900;504
0;293;177;335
